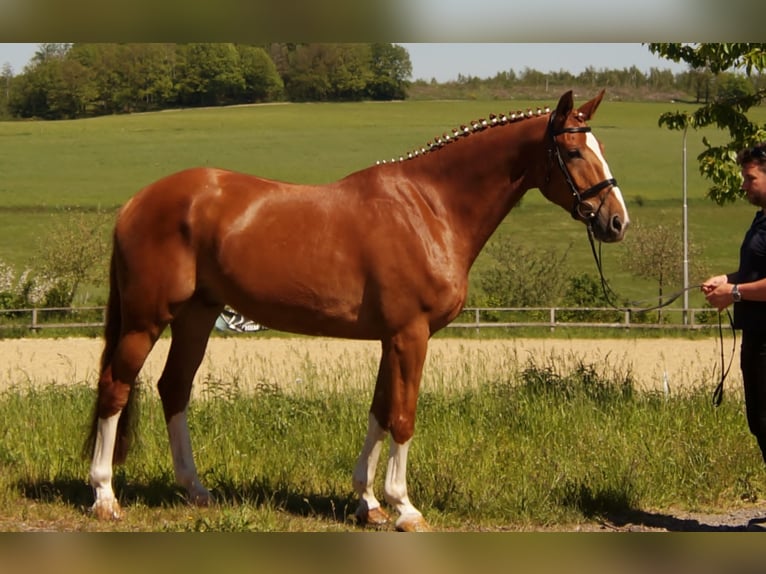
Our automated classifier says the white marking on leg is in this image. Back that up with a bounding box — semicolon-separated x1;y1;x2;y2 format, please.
89;412;121;518
585;132;629;224
168;410;210;505
352;412;387;513
384;438;423;526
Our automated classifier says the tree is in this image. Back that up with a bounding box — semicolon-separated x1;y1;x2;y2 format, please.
476;236;572;308
236;45;284;102
325;44;372;101
32;43;71;65
175;43;245;106
620;221;708;322
282;44;332;101
1;63;12;118
651;43;766;205
35;209;112;306
368;43;411;100
9;59;58;118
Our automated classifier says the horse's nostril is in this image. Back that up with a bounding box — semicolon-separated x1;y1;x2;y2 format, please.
611;215;623;233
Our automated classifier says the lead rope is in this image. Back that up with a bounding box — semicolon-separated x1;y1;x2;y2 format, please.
586;226;736;406
712;309;736;407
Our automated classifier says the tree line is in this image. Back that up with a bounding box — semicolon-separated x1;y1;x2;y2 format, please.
0;43;412;120
409;62;764;106
2;43;765;122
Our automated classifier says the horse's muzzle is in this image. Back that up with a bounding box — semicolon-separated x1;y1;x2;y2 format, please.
592;212;628;243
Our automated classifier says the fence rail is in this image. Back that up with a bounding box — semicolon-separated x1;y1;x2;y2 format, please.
449;306;719;330
0;306;107;331
0;305;721;333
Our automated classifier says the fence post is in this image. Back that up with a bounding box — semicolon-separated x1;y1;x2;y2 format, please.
31;308;38;330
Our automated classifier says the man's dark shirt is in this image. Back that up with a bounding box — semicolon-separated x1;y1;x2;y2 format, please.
733;210;766;331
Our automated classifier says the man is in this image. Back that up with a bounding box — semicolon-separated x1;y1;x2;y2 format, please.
703;142;766;462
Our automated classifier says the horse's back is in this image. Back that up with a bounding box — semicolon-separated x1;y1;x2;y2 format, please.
113;165;465;338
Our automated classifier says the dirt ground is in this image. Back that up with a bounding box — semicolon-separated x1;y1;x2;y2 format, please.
0;335;739;396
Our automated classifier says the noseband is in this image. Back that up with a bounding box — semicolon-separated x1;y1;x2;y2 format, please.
545;113;617;221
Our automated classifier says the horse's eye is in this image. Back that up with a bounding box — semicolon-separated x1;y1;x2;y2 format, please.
567;149;582;159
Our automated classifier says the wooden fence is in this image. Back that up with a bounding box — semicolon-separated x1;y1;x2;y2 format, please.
0;305;722;333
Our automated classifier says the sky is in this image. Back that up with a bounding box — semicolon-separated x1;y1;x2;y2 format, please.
0;42;688;80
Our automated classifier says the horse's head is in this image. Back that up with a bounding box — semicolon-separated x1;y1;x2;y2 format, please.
542;90;629;243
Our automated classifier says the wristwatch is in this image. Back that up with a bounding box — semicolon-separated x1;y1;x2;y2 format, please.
732;284;742;302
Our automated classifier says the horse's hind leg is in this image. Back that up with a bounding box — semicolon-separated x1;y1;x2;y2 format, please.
157;298;223;506
90;329;158;520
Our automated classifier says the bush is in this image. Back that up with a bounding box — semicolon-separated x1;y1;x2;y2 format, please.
0;260;68;310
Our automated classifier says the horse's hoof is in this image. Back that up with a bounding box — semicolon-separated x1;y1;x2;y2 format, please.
395;514;431;532
91;499;122;520
188;488;212;507
356;505;391;527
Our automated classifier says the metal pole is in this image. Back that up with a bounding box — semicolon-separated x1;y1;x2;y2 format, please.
682;124;690;325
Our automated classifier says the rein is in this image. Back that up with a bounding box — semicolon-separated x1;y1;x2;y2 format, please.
585;219;736;407
546;113;735;406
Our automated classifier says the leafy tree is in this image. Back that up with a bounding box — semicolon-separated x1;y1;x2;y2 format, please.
175;43;245;106
368;43;410;100
0;63;12;118
9;59;58;118
47;58;96;118
716;71;754;101
651;43;766;204
282;44;334;101
326;44;372;101
32;43;71;64
236;45;284;102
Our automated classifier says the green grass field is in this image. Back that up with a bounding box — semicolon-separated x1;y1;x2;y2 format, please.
2;96;766;532
1;351;763;532
0;96;763;306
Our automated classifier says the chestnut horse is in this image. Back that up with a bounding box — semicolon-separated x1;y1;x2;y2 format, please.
86;89;629;530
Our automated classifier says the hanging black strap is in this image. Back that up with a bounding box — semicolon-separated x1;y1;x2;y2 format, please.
712;309;736;407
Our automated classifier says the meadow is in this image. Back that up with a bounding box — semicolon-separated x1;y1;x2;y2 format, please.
1;336;763;532
2;94;766;532
0;94;763;306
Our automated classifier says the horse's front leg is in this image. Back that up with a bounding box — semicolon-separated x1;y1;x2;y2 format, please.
384;435;428;531
354;323;430;532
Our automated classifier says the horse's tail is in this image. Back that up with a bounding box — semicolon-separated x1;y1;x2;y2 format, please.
84;244;139;464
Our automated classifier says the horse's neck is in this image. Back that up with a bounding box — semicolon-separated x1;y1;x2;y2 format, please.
404;117;547;267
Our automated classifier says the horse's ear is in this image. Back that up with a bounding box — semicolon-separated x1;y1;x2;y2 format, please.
577;89;606;121
551;90;574;133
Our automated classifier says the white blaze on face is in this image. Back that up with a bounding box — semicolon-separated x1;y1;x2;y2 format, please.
585;132;630;225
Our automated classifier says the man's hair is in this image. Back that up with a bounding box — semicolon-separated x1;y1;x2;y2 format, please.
737;143;766;168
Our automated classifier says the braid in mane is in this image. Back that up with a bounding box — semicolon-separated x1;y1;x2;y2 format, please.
376;106;551;166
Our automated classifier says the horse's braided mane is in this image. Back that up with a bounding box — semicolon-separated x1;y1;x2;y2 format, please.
376;106;552;166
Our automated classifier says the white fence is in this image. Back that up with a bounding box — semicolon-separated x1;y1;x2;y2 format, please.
0;305;721;333
450;306;720;330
